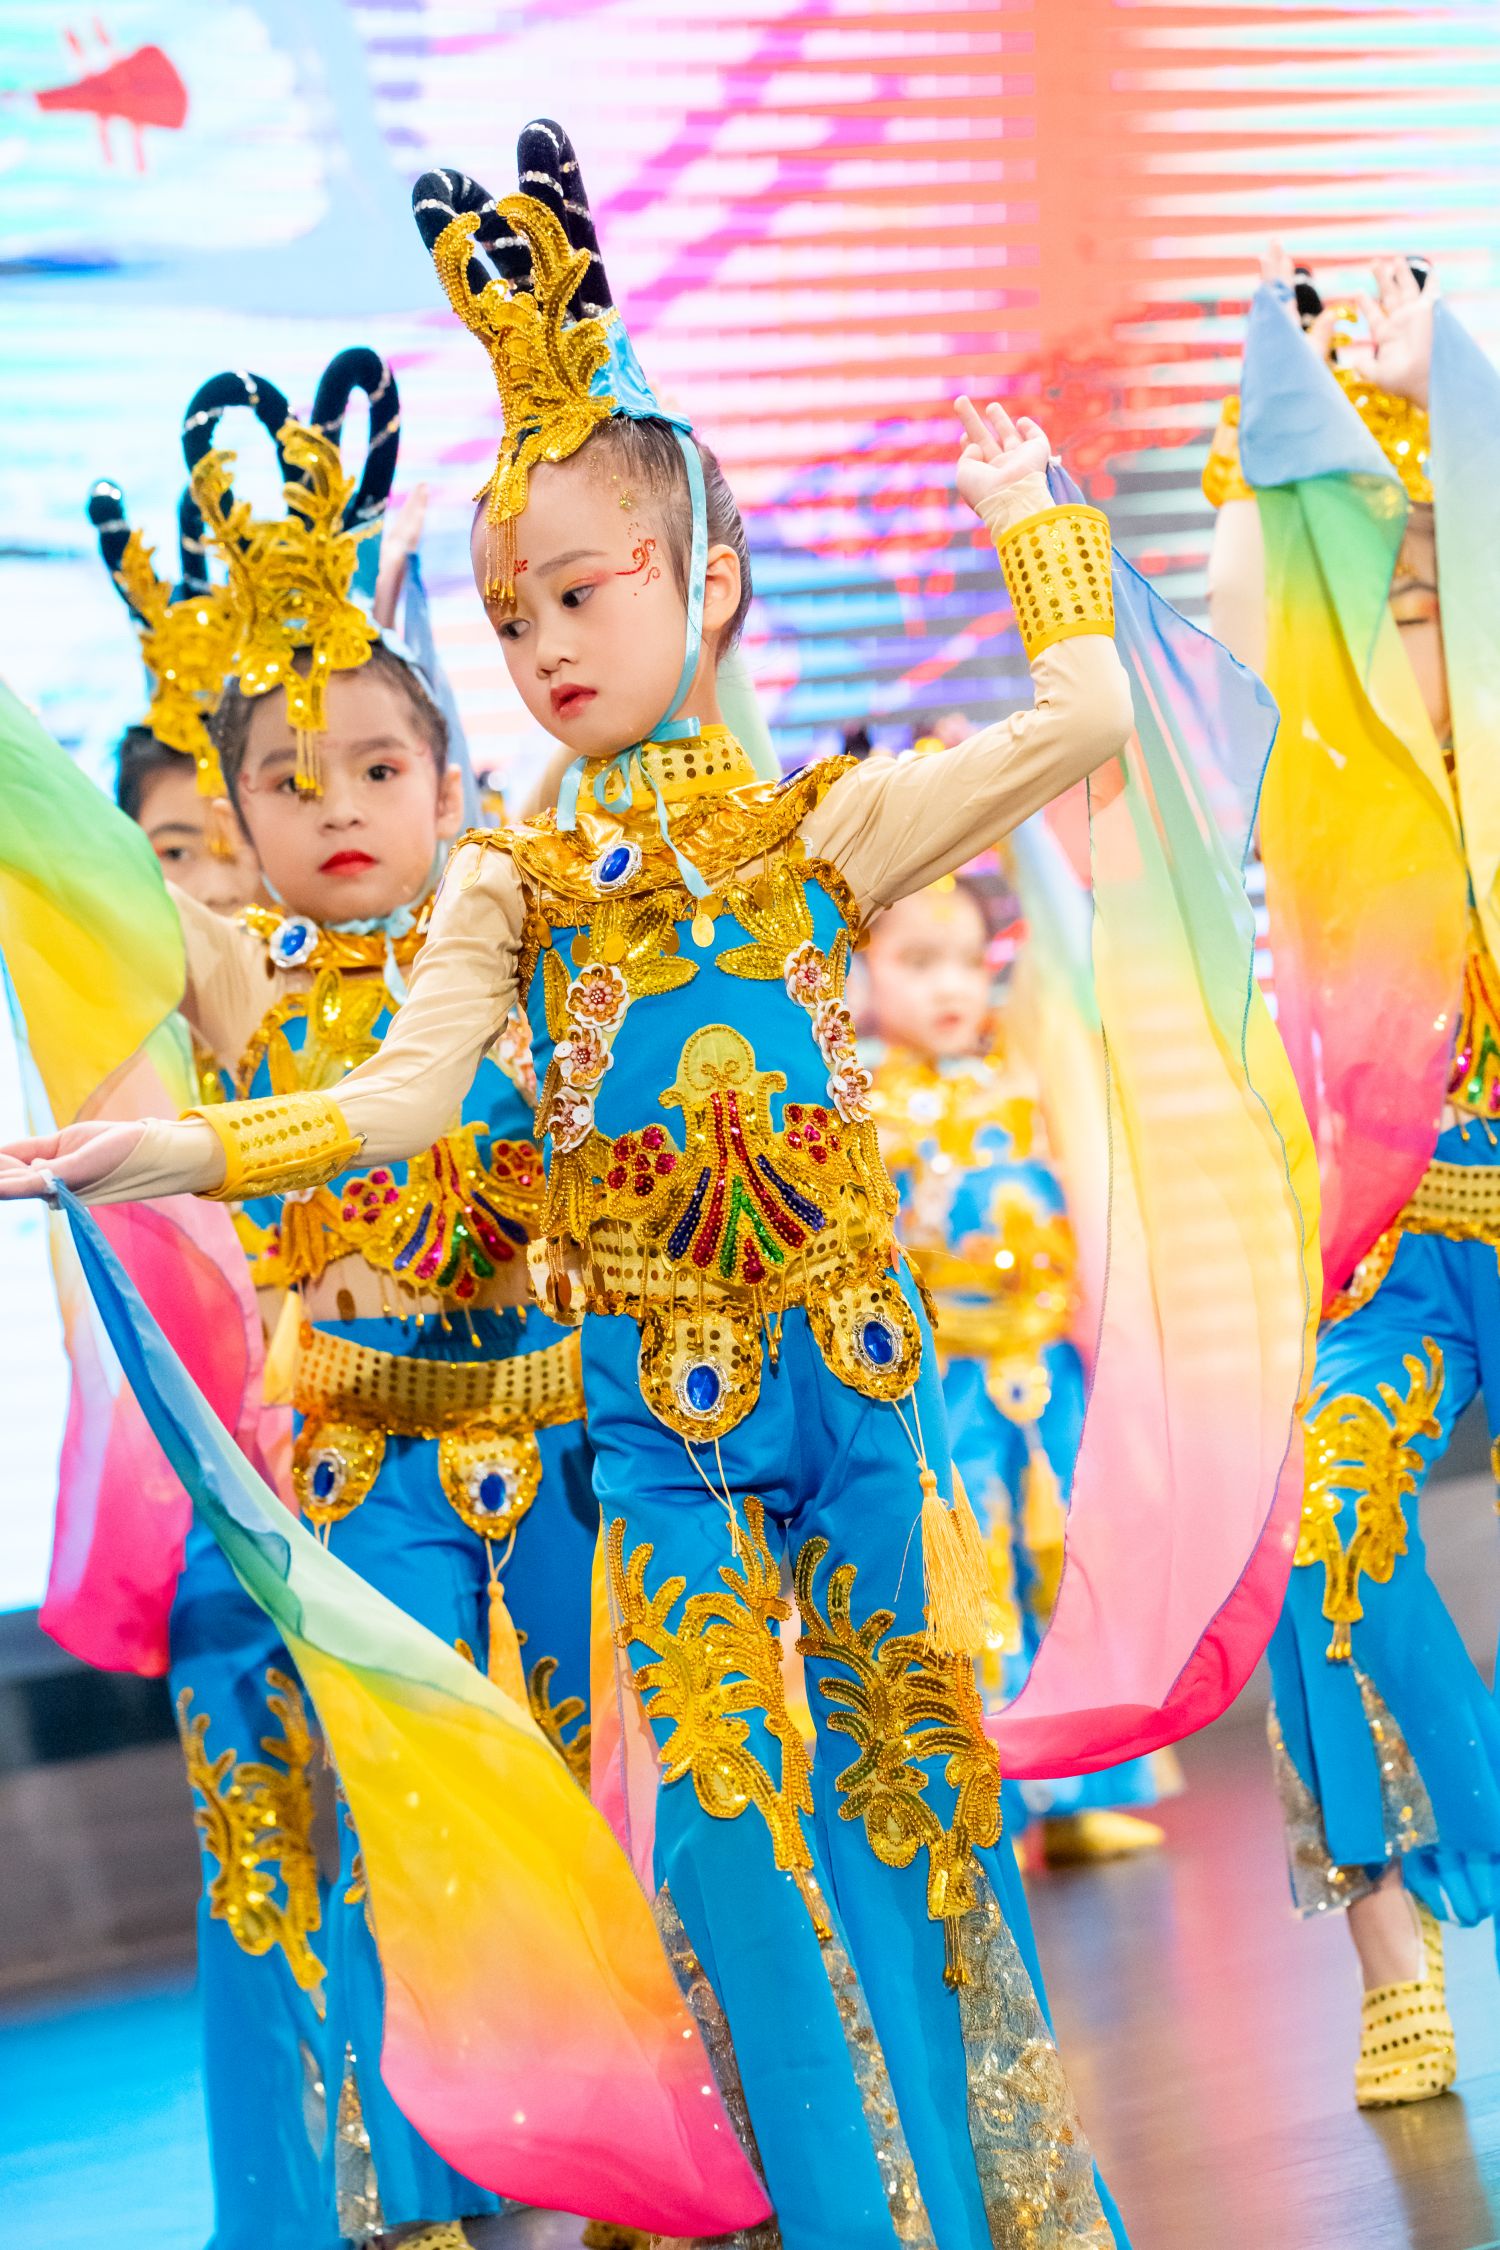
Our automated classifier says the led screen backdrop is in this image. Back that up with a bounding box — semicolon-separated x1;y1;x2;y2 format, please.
3;0;1500;1610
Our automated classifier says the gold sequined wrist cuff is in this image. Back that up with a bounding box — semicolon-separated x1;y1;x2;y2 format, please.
994;504;1114;660
185;1091;362;1202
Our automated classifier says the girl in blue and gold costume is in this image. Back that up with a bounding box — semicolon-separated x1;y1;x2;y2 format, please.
33;122;1137;2250
6;116;1322;2250
61;352;599;2247
864;877;1170;1865
1208;251;1500;2108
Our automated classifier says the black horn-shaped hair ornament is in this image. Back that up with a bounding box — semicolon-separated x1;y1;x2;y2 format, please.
411;118;686;606
182;358;400;796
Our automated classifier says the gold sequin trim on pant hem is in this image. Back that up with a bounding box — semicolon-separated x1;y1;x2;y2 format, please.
335;2044;385;2243
1267;1674;1437;1919
651;1886;780;2250
953;1867;1113;2248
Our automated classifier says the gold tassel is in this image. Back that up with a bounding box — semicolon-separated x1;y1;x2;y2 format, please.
486;1576;529;1705
294;726;324;798
921;1465;990;1657
1022;1440;1068;1626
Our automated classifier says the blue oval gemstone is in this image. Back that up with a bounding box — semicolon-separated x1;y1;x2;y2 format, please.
599;845;634;886
478;1470;509;1514
311;1457;337;1499
860;1318;897;1367
683;1361;723;1415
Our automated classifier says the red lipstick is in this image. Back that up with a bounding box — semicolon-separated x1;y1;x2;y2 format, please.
550;684;597;720
318;849;377;875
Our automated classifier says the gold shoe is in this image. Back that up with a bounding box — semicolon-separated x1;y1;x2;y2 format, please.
1040;1811;1166;1866
1354;1902;1457;2109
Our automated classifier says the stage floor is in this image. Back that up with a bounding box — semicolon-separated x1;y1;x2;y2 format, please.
5;1719;1499;2250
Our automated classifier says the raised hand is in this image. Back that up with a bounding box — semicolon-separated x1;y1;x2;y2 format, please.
373;483;430;630
1260;241;1342;363
953;398;1052;519
1348;255;1436;407
0;1119;146;1201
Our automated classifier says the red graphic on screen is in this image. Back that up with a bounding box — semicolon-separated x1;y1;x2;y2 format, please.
30;24;187;173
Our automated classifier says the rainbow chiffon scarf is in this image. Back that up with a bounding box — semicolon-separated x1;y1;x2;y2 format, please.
1239;287;1486;1305
0;679;276;1674
993;471;1320;1778
54;1185;768;2234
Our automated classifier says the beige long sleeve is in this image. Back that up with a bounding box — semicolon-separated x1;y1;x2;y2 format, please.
800;475;1133;917
87;842;524;1202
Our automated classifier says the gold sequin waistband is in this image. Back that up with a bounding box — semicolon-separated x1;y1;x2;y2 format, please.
1401;1156;1500;1247
531;1212;899;1325
292;1320;585;1437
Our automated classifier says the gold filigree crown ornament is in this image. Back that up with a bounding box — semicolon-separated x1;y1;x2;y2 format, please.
413;121;691;607
88;480;239;798
181;353;401;796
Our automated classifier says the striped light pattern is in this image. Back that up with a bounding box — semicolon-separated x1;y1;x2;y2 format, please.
3;1;1499;798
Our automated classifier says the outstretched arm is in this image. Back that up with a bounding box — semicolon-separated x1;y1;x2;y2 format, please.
0;841;524;1205
801;401;1133;917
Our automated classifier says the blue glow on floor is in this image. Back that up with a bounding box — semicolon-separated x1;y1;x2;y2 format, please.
1;1969;211;2250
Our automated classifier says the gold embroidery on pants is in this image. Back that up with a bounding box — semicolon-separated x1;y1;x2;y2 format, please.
177;1666;325;2005
793;1536;1001;1977
334;2044;385;2243
953;1868;1112;2247
607;1500;819;1913
1294;1339;1443;1659
526;1652;592;1790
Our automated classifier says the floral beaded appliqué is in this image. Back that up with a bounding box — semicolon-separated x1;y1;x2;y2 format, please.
177;1668;325;2000
1295;1340;1444;1659
718;860;874;1122
794;1534;1001;1981
607;1498;828;1929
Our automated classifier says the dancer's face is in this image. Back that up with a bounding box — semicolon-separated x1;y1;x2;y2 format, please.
234;668;462;924
864;886;992;1060
472;446;740;761
134;760;261;916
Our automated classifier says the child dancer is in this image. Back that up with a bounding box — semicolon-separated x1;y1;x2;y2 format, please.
14;124;1136;2249
864;876;1169;1864
30;351;599;2245
1208;250;1500;2105
80;468;331;2250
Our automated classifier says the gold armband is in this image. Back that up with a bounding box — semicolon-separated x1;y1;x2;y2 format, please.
186;1090;363;1202
1202;395;1254;509
994;503;1114;660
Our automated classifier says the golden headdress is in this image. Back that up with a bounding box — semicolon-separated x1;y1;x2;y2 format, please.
88;480;239;797
412;120;690;605
182;352;400;795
